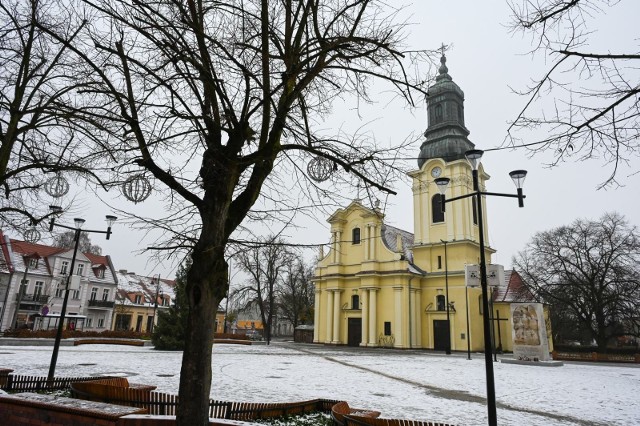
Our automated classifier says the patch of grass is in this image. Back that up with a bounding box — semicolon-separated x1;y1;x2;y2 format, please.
254;412;332;426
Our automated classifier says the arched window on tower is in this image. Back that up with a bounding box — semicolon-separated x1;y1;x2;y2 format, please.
435;104;443;123
432;195;444;223
352;227;361;244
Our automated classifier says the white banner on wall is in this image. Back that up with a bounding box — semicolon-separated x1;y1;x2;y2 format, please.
465;264;504;288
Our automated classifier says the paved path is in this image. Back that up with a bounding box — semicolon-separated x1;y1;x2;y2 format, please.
286;343;606;426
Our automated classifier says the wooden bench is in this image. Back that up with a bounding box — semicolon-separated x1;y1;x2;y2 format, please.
71;377;157;412
331;401;380;426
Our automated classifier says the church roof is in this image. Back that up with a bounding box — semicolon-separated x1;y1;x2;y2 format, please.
493;269;538;303
380;223;418;266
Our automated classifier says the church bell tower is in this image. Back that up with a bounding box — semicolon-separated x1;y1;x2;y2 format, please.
409;53;492;266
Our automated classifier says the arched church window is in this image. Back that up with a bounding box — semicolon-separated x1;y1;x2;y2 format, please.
351;294;360;310
432;195;444;223
352;227;361;244
436;295;446;311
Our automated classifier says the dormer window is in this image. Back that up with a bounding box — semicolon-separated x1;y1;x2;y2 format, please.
134;294;142;304
352;227;361;244
28;258;39;269
97;268;105;278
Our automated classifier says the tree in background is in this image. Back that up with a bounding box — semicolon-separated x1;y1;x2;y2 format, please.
152;258;190;350
514;213;640;350
234;237;295;344
507;1;639;188
278;260;315;328
52;230;102;255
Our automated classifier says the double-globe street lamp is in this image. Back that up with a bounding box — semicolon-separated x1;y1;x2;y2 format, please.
434;149;527;426
47;206;117;381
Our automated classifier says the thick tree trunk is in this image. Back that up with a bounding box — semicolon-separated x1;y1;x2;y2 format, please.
176;244;227;426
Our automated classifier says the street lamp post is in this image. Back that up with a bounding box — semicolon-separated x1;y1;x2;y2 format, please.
440;239;451;355
435;150;527;426
150;274;161;333
47;206;116;381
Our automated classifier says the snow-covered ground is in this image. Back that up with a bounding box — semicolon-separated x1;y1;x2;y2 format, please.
1;341;637;426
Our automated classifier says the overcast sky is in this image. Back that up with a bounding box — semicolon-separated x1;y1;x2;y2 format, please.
34;1;640;280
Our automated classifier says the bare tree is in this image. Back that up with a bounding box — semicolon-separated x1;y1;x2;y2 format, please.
52;230;102;255
507;0;639;188
278;259;314;328
514;212;640;350
234;237;296;344
41;1;433;424
0;0;108;231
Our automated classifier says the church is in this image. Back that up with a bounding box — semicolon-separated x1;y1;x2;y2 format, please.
312;54;552;354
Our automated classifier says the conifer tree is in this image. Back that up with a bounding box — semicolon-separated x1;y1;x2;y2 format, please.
152;259;190;350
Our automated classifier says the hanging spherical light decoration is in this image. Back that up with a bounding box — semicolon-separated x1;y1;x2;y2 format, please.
307;156;334;182
43;174;70;198
122;174;152;204
23;226;41;243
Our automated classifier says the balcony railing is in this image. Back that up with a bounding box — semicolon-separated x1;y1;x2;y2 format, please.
15;294;49;304
88;299;115;308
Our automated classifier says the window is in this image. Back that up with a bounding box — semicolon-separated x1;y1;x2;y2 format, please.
432;195;444;223
72;289;80;299
102;289;109;301
90;288;98;301
437;256;442;270
434;104;443;122
77;263;84;276
352;227;361;244
479;295;484;315
97;268;105;278
472;196;478;225
134;294;142;304
162;297;170;307
351;295;360;310
384;322;392;336
34;281;44;298
86;317;93;328
60;261;69;275
55;284;64;298
28;258;39;269
436;294;446;311
97;317;105;328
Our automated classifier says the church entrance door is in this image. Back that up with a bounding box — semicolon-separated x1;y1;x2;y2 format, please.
433;320;449;351
347;318;362;347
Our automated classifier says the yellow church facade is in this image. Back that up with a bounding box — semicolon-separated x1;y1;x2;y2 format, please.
312;54;552;353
